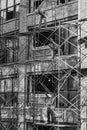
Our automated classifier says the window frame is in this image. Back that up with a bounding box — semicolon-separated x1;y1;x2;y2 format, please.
32;27;67;56
0;0;20;22
0;76;18;107
0;35;19;64
6;37;19;63
29;0;44;13
27;72;79;108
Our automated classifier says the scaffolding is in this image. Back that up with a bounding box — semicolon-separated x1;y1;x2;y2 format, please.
0;0;87;130
27;18;80;130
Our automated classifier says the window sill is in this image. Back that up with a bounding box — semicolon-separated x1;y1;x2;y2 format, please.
0;17;19;25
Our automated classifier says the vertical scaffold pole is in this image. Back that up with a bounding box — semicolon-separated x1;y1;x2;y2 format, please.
58;21;61;130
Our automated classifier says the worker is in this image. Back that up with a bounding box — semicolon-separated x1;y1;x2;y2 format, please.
35;9;46;27
49;38;64;58
47;104;55;123
48;38;58;58
50;38;59;48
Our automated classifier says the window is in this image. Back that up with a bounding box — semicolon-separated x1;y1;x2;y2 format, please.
34;31;51;47
34;0;43;10
6;7;14;20
27;74;57;96
33;28;66;55
26;123;54;130
57;0;66;5
57;0;75;5
8;0;14;7
32;74;56;93
6;37;19;62
1;0;6;10
60;0;65;4
0;0;20;23
32;26;77;57
0;77;18;107
29;0;44;13
27;73;79;108
27;73;58;105
0;36;19;64
33;28;65;46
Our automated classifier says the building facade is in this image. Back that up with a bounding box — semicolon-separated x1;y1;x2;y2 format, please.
0;0;87;130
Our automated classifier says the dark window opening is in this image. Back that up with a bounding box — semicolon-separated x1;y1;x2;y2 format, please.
33;28;66;56
32;74;56;93
33;27;78;56
34;0;43;10
27;73;79;108
29;0;31;13
57;0;59;5
6;11;14;20
26;123;54;130
34;125;54;130
34;28;66;46
60;0;65;4
34;31;52;47
57;0;66;4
